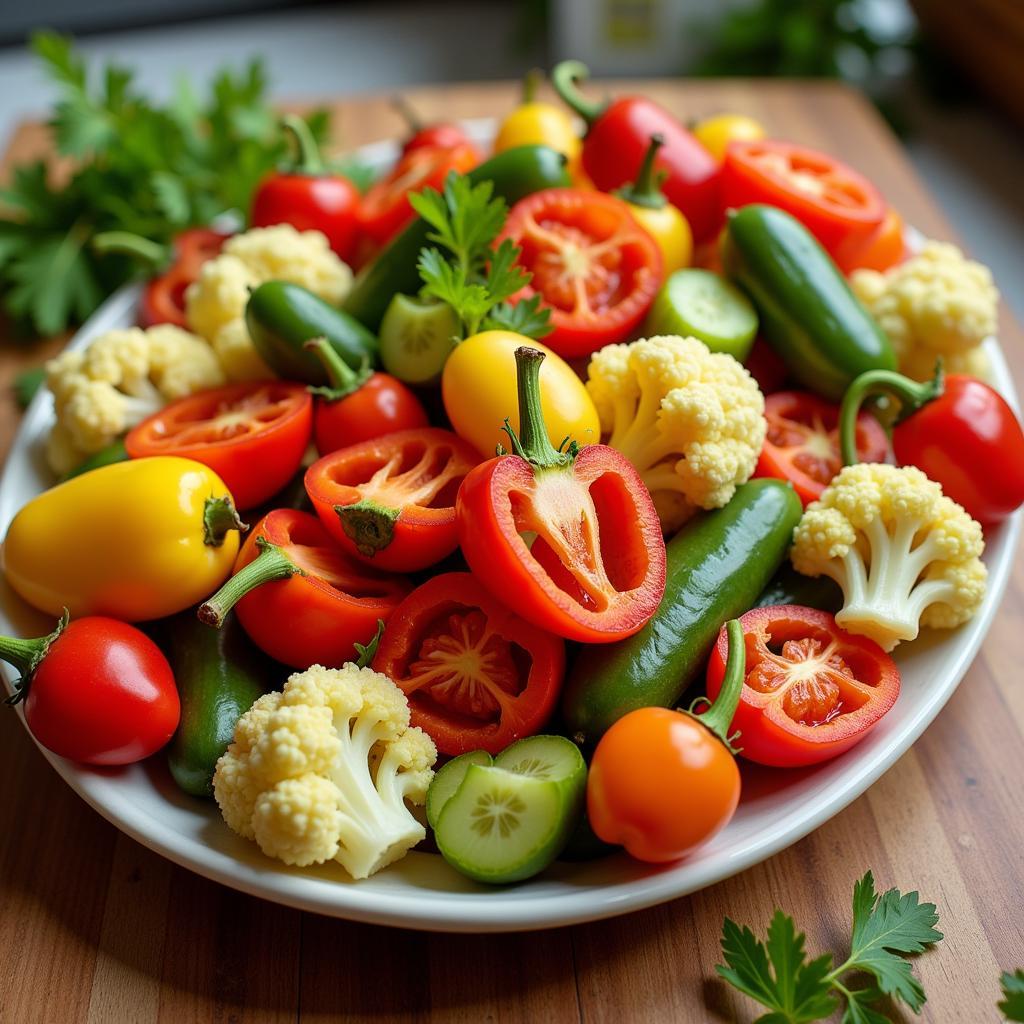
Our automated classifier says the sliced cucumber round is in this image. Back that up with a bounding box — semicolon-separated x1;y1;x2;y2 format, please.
379;294;459;386
426;750;492;830
493;734;586;792
645;268;758;361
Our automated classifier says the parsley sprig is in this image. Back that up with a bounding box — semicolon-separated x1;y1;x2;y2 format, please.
717;871;943;1023
410;174;552;341
1002;970;1024;1022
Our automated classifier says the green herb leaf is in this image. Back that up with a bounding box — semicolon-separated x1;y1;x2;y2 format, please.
841;988;891;1024
12;366;45;408
484;294;553;338
1000;970;1024;1021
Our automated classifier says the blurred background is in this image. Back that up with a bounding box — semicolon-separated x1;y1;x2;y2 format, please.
0;0;1021;316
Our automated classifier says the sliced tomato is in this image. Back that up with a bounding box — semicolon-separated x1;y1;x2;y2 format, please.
138;228;230;329
498;188;663;359
722;140;885;258
705;605;900;767
304;427;481;573
372;572;565;755
125;381;312;509
755;390;889;506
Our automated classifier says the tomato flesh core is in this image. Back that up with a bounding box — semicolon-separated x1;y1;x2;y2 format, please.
765;409;840;485
144;386;296;447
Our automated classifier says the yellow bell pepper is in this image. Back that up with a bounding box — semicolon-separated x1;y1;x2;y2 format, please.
691;113;766;163
616;134;692;275
3;456;244;621
494;70;583;179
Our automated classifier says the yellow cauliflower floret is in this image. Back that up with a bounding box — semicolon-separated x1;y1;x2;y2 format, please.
586;334;766;532
186;225;352;381
791;463;986;650
850;241;998;382
213;662;437;880
146;323;226;398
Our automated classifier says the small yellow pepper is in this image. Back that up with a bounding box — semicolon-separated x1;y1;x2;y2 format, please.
616;134;693;275
494;69;583;179
692;113;766;163
3;457;244;621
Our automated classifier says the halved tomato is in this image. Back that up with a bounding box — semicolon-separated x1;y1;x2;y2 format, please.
755;390;889;506
705;605;900;767
498;188;663;359
372;572;565;755
125;381;312;509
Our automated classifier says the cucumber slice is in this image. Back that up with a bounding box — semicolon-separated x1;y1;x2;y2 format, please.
379;294;459;386
493;735;586;791
426;750;492;830
434;765;572;884
645;268;758;361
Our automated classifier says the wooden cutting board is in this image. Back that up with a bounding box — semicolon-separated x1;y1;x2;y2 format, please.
0;80;1021;1024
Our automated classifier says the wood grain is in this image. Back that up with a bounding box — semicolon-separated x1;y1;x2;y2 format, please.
1;81;1022;1024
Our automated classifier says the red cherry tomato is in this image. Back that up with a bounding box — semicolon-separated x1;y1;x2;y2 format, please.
4;616;179;765
372;572;565;755
125;381;313;510
305;428;481;572
392;95;477;156
722;140;886;259
498;188;663;359
138;228;230;329
755;390;889;506
705;606;900;768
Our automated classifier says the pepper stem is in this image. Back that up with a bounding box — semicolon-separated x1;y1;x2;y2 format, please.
683;619;745;754
197;538;301;628
391;94;423;134
839;360;944;466
281;113;325;175
92;231;170;269
501;347;577;470
305;338;373;402
0;610;69;705
522;68;543;105
551;60;606;127
615;134;667;210
354;619;386;669
203;496;248;547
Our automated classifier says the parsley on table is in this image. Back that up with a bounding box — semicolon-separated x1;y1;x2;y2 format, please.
410;174;552;341
1002;970;1024;1022
717;871;942;1023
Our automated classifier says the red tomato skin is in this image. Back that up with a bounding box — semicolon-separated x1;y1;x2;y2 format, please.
403;123;477;156
587;707;740;862
705;606;900;768
582;98;722;243
372;572;565;755
313;373;429;455
834;206;905;275
125;382;313;510
892;375;1024;526
24;618;179;766
251;173;360;263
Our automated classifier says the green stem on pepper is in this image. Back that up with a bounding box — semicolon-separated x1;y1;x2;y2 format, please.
354;619;386;668
305;337;373;401
839;360;944;466
280;113;325;175
522;68;543;105
197;538;302;627
501;347;578;470
551;60;606;127
91;230;170;269
615;134;668;210
683;619;746;754
202;496;248;547
0;610;69;705
390;94;423;134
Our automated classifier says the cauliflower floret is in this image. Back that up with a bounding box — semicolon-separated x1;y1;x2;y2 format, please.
791;463;986;651
186;225;352;381
587;334;766;532
213;663;437;880
850;241;998;382
43;324;226;475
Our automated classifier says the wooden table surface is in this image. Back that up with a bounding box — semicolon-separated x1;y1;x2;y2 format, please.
1;80;1021;1024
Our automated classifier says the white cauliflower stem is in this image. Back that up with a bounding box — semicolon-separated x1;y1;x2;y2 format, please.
791;463;987;651
213;663;437;880
586;334;766;532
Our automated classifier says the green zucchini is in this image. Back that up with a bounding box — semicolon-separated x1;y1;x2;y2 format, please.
246;281;379;385
163;612;278;798
343;144;571;330
562;479;802;745
722;204;896;400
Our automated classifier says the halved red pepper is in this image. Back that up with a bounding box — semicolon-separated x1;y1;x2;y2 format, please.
705;605;900;767
305;427;481;572
372;572;565;755
456;346;666;643
138;227;230;329
198;509;411;670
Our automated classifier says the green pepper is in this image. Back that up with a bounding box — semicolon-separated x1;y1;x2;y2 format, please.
246;281;379;385
63;438;129;480
722;204;896;401
343;144;571;330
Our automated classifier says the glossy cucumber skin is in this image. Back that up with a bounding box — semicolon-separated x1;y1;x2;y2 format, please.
246;281;379;384
343;145;571;330
164;613;277;798
722;204;896;400
562;479;802;745
755;563;843;614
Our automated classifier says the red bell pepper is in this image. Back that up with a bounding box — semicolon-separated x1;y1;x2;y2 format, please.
551;60;721;243
840;365;1024;526
372;572;565;756
250;114;361;263
198;508;411;670
137;227;230;329
456;346;666;644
